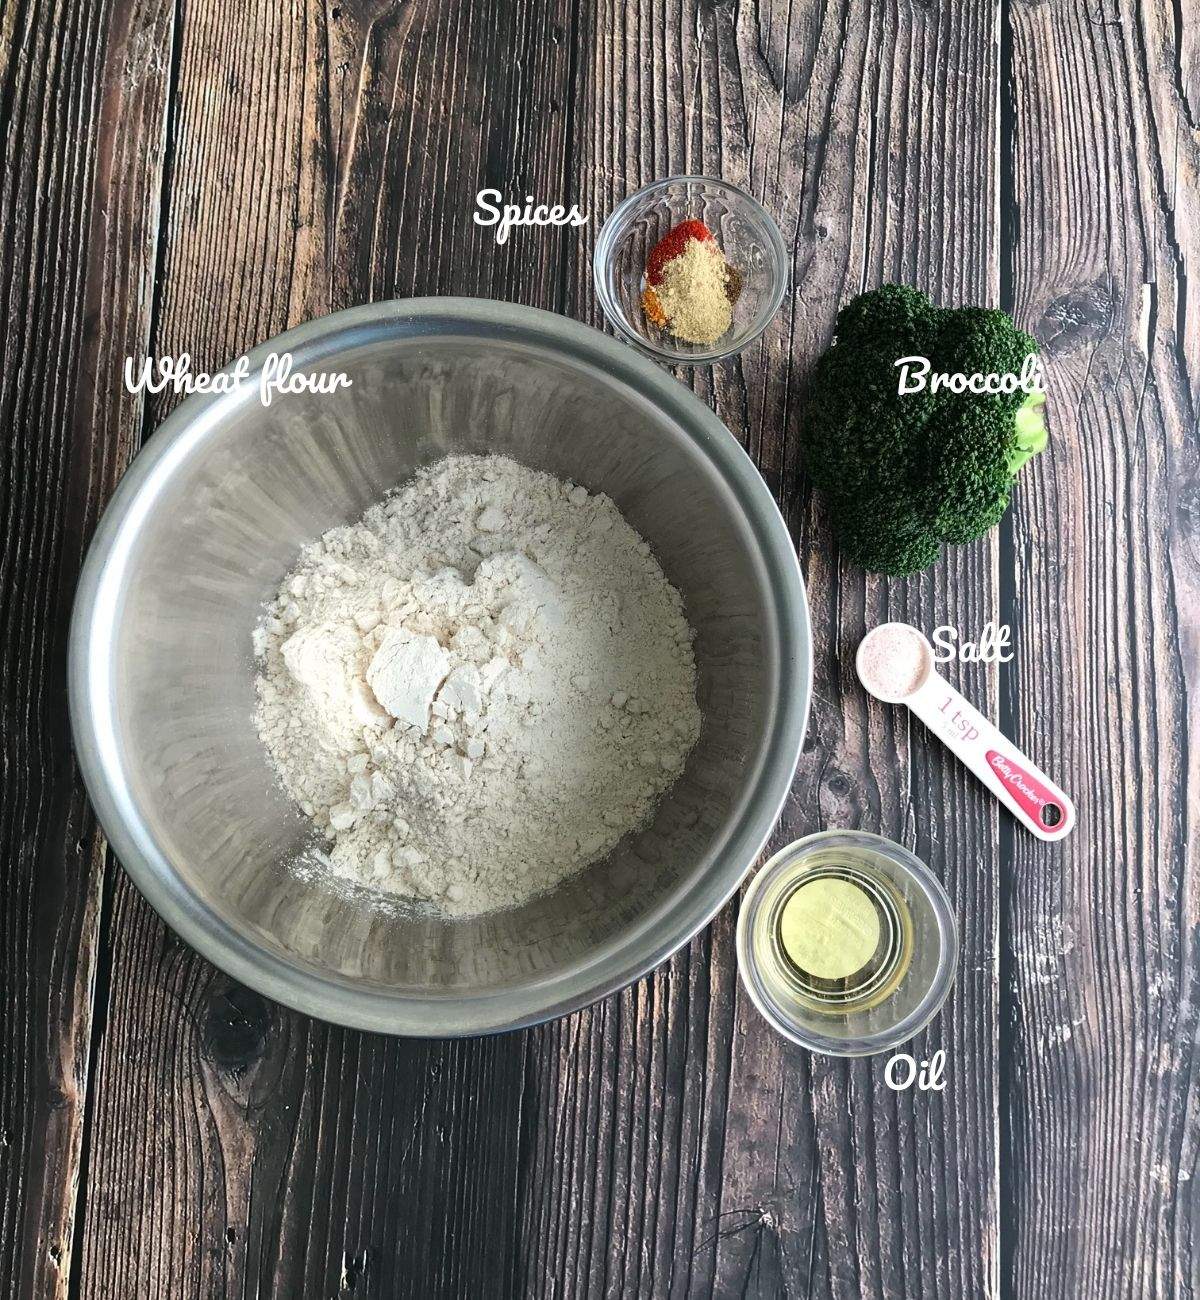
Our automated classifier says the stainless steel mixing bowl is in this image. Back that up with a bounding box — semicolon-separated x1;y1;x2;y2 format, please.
70;299;811;1035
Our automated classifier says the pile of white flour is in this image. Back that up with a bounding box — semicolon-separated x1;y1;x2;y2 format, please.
253;455;701;918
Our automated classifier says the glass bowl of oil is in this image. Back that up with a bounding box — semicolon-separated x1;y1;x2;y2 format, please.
736;831;957;1056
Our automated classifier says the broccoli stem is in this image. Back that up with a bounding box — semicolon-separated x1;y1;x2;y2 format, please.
1007;389;1048;474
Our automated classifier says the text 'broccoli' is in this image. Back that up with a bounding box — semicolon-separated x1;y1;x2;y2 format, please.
803;285;1049;576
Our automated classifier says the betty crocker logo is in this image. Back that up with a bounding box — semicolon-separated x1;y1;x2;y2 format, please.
988;751;1046;808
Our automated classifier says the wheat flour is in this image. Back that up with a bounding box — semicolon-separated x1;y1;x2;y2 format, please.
253;454;701;918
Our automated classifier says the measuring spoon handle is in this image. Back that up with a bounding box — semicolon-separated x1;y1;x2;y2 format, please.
906;672;1075;841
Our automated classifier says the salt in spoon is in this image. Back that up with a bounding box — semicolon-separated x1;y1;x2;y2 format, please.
856;622;1075;842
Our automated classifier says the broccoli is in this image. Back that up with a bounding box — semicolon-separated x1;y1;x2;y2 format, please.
802;284;1048;576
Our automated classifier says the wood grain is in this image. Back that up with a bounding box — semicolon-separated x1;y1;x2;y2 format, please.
515;2;1004;1296
0;0;174;1294
1;0;1195;1296
1004;1;1199;1296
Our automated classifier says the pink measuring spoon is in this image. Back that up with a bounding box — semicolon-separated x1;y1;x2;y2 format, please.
856;622;1075;842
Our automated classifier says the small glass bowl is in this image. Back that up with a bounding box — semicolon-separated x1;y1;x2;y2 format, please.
736;831;958;1057
593;176;788;365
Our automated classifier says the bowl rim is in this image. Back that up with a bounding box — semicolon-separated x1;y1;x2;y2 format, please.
69;297;811;1036
592;174;790;365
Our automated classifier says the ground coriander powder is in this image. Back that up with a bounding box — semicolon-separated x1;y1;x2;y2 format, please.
651;238;735;344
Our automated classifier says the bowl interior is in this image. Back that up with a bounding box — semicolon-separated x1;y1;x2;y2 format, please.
594;178;788;363
78;307;805;1030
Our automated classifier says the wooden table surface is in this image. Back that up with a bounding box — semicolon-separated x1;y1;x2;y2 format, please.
3;1;1197;1296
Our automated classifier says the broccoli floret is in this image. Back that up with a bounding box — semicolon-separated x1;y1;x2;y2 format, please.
803;285;1048;576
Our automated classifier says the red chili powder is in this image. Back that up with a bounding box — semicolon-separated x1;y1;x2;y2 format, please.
645;220;715;285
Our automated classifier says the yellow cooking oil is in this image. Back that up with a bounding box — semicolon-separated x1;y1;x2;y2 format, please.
759;861;913;1015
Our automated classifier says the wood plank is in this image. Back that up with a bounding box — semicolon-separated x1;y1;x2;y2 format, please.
515;2;1003;1296
1004;1;1199;1296
0;0;175;1294
71;1;579;1296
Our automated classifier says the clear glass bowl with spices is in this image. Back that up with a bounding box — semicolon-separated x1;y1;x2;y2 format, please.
593;176;789;365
